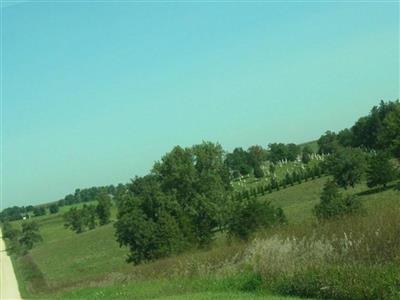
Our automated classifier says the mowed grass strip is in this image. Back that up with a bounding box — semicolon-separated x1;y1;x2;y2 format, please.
58;277;304;300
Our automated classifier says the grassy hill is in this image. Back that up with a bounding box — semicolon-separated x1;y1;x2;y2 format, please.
8;170;400;299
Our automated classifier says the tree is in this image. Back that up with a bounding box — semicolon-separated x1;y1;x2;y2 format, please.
225;147;252;176
301;146;313;164
367;152;397;189
324;147;367;188
49;204;59;214
287;143;301;161
253;164;264;178
19;221;43;253
247;145;267;167
337;128;353;147
267;143;288;163
82;204;97;230
33;206;46;217
318;131;339;154
96;193;112;225
227;198;286;240
64;207;84;233
2;221;20;241
314;180;362;220
378;102;400;159
114;193;188;264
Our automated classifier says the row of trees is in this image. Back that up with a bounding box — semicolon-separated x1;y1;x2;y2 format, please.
323;147;398;190
2;221;42;255
64;194;112;233
318;100;400;158
225;143;314;179
234;164;325;200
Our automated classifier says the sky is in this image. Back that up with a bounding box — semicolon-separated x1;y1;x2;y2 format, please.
1;1;399;208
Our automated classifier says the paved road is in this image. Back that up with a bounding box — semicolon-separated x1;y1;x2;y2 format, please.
0;229;22;300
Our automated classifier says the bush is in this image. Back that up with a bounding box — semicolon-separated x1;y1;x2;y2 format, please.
314;180;362;220
227;198;286;241
48;204;59;214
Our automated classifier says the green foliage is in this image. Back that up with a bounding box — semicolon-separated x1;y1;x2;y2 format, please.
317;131;339;154
115;142;232;264
33;206;46;217
49;203;59;214
324;147;367;188
64;207;85;233
96;193;112;225
225;147;253;176
227;198;287;240
253;164;264;178
301;146;313;164
0;206;25;222
19;221;43;254
314;180;362;220
267;143;300;163
82;204;97;230
367;151;398;188
114;193;188;264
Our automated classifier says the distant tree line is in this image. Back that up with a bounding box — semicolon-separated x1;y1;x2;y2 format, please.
0;184;127;222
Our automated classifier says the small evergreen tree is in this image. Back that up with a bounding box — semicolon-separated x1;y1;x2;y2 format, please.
314;180;362;220
253;164;264;178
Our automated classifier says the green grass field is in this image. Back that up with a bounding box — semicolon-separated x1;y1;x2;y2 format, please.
8;173;400;299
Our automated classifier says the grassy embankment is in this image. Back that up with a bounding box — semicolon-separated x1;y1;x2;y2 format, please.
9;163;400;299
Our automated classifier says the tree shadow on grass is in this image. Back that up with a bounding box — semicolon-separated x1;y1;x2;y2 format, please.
356;182;399;197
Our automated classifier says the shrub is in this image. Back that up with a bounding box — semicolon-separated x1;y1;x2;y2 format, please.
227;199;286;241
314;180;362;220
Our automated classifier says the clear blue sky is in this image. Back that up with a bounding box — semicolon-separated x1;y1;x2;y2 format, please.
2;1;399;208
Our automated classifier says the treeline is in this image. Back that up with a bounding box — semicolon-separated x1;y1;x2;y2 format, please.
318;100;400;157
64;193;112;233
0;184;128;222
225;143;313;179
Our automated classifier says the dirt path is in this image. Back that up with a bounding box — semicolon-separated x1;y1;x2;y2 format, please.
0;229;22;300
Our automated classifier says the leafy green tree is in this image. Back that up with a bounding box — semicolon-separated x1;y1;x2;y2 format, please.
33;206;46;217
225;147;252;176
96;193;112;225
247;145;267;167
325;147;367;188
267;143;288;163
367;152;397;189
64;207;84;233
269;163;276;174
82;204;97;230
318;131;339;154
337;128;353;147
19;221;43;253
378;102;400;159
49;204;59;214
253;164;264;178
314;180;362;220
287;143;301;161
301;146;313;164
227;198;286;240
114;193;188;264
2;221;20;241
